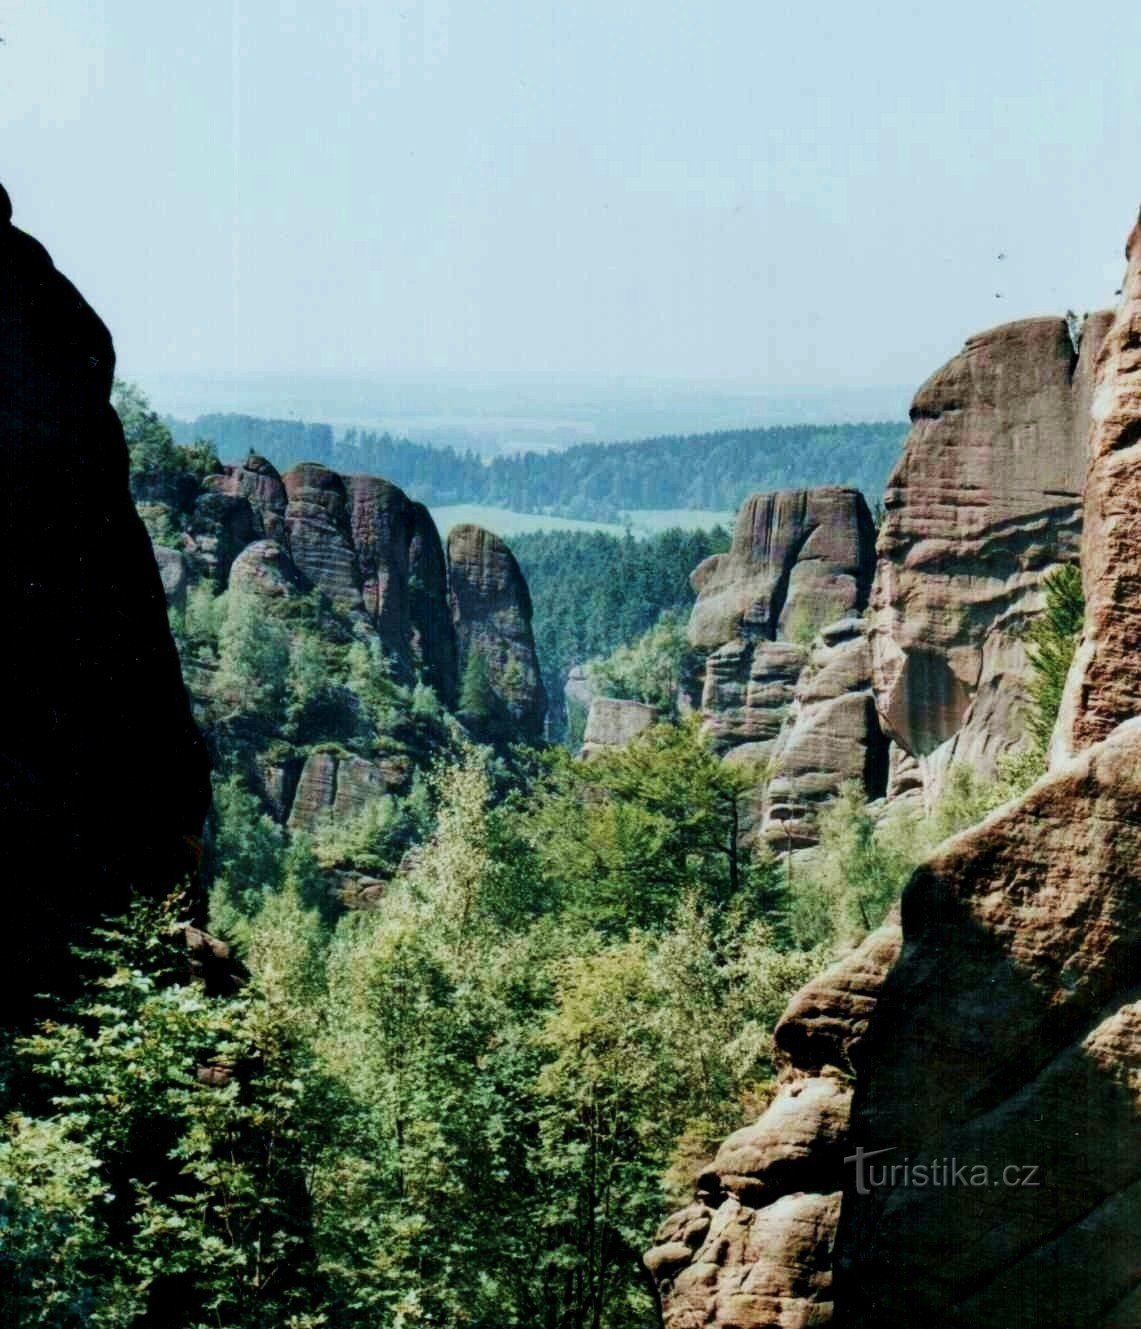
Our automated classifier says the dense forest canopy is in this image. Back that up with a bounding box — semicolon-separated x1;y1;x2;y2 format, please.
510;527;730;739
169;412;907;524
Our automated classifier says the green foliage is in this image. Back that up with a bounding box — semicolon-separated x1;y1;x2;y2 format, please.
210;773;285;923
585;609;689;712
1022;563;1084;756
114;380;218;482
512;525;730;740
216;587;291;719
2;896;335;1329
458;646;497;723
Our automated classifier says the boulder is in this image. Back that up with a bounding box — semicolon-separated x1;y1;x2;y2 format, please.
580;696;659;757
227;538;307;601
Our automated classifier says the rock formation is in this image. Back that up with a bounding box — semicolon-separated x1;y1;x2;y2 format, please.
581;696;659;758
686;487;883;844
0;183;211;1021
1054;215;1141;758
646;923;901;1327
652;214;1141;1329
446;523;547;743
831;208;1141;1329
869;312;1111;798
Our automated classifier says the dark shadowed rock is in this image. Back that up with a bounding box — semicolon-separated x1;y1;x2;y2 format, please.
446;524;547;743
204;453;287;541
187;489;261;585
282;462;363;609
0;187;210;1022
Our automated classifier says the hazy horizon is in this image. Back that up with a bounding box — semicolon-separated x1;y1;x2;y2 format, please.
3;1;1138;403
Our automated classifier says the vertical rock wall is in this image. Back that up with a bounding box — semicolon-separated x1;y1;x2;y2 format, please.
869;313;1110;797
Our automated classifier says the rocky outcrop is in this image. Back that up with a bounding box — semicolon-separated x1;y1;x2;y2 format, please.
287;749;412;832
1055;214;1141;758
687;487;881;843
446;524;547;743
869;312;1111;797
763;618;889;849
581;696;659;757
830;220;1141;1326
0;183;211;1021
646;924;901;1327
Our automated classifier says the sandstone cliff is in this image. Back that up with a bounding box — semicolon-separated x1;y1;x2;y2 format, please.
0;185;211;1020
831;208;1141;1329
870;311;1111;798
687;487;884;846
650;215;1141;1329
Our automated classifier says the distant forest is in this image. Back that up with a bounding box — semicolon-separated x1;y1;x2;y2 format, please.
169;412;908;523
511;526;731;739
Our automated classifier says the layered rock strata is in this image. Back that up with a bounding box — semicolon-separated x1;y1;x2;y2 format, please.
870;312;1111;797
832;209;1141;1329
687;487;883;844
646;924;901;1327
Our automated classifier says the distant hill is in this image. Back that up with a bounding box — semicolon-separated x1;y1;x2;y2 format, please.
169;412;908;524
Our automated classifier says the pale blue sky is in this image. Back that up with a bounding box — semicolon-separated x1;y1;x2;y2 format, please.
3;1;1138;396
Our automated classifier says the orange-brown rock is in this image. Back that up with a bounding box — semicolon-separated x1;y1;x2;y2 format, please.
204;452;287;541
686;488;881;843
1055;212;1141;757
646;923;901;1328
834;718;1141;1328
870;313;1110;794
286;749;412;832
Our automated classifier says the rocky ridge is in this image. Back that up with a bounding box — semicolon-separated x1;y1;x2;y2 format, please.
648;213;1140;1326
150;456;545;836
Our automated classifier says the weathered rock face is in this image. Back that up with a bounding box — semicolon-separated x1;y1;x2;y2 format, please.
204;453;288;542
830;219;1141;1328
348;476;457;705
763;618;889;848
446;523;547;743
834;720;1141;1327
646;923;902;1327
869;313;1111;795
287;749;412;832
1055;214;1141;758
580;696;659;757
687;488;881;843
282;462;364;610
0;185;211;1021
